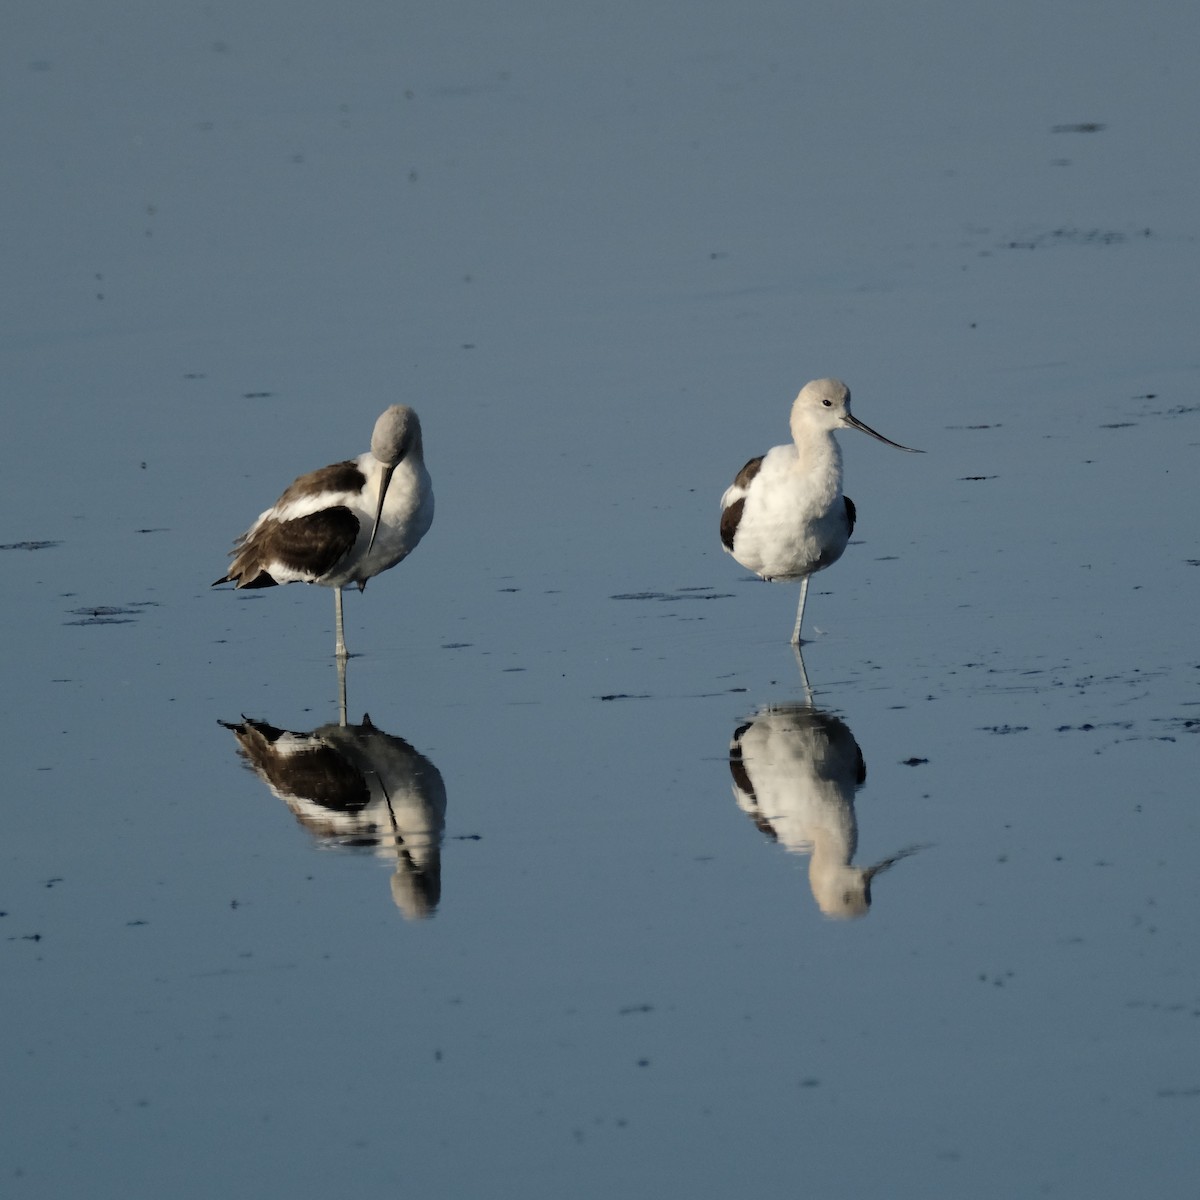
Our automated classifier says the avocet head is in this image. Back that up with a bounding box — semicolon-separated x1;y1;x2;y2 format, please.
790;378;922;452
371;405;423;467
366;405;425;555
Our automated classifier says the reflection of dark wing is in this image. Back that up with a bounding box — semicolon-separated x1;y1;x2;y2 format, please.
801;708;866;786
729;721;755;798
749;811;779;841
221;717;370;811
729;719;780;840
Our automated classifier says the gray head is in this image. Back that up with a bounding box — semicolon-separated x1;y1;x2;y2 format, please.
365;406;425;556
371;405;423;467
791;378;922;452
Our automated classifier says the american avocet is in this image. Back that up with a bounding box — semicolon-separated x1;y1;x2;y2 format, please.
729;702;922;918
214;405;433;658
222;713;447;919
720;378;921;644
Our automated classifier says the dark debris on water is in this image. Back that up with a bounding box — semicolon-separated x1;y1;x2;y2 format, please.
64;604;154;626
1000;226;1151;250
610;588;733;602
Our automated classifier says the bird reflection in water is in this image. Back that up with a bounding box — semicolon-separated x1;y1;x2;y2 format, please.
729;700;922;918
222;713;447;920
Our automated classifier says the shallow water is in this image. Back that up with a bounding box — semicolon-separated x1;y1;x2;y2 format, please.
3;3;1199;1196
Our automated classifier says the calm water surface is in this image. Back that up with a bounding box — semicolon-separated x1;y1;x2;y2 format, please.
3;2;1198;1197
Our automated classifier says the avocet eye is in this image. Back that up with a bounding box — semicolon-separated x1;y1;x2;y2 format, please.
822;399;833;407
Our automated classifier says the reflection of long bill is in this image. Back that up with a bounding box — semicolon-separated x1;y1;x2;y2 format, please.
862;844;926;887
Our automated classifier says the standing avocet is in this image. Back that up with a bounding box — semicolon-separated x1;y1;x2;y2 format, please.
215;405;433;658
720;378;920;644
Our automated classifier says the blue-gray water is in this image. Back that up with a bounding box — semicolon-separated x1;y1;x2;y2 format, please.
3;2;1198;1196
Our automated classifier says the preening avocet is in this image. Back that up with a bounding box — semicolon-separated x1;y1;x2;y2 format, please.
214;405;433;658
720;378;921;644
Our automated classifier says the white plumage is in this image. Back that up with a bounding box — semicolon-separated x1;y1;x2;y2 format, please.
729;703;921;919
720;378;920;644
